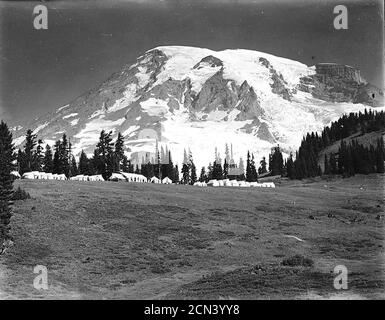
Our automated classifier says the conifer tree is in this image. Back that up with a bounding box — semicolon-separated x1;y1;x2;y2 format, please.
286;153;295;179
114;132;125;172
174;164;179;183
0;121;15;247
78;150;89;175
324;154;330;175
24;129;37;172
190;162;197;185
181;163;190;184
52;140;62;174
223;158;228;179
60;134;70;177
70;156;78;177
258;156;267;175
43;144;53;173
199;167;207;182
34;139;44;171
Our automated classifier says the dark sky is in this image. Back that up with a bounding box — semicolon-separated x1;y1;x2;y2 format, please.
0;0;383;123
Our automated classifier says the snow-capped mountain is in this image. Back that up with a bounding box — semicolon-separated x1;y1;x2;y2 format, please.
10;46;383;169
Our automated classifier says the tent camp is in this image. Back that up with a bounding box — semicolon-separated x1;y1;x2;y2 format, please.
207;179;219;187
250;182;275;188
162;177;173;184
238;181;251;187
22;171;66;180
88;175;104;181
53;174;67;180
150;176;161;184
22;172;36;179
120;172;147;183
70;175;88;181
109;173;126;182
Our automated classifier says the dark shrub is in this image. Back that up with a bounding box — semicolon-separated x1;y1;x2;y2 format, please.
281;254;314;267
11;186;31;201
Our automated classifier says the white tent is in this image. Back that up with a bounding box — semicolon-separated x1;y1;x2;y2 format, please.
10;171;21;179
224;180;233;187
89;175;104;182
193;181;207;187
70;175;87;181
217;180;224;187
238;181;250;187
120;172;147;183
150;176;161;184
45;173;54;180
207;179;219;187
250;182;275;188
55;174;67;180
162;177;173;184
109;173;126;181
22;172;36;179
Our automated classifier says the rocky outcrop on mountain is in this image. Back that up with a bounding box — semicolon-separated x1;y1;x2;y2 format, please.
193;55;223;69
259;57;292;101
298;63;383;107
315;63;362;83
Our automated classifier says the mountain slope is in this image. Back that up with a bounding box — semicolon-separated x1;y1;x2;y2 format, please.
10;46;383;169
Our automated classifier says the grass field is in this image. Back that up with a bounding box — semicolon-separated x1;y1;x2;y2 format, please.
0;174;384;299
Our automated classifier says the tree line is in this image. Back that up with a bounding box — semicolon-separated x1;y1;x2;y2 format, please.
286;109;385;179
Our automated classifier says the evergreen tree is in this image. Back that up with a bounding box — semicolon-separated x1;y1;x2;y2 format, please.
246;151;252;182
286;153;295;179
174;164;179;183
324;154;330;175
181;163;190;184
207;162;213;180
60;134;70;177
24;129;37;172
121;155;130;172
223;159;228;179
94;130;114;180
270;146;284;176
52;140;62;174
190;162;197;185
43;144;53;173
250;154;258;181
0;121;15;246
258;156;267;175
34;139;44;171
17;149;28;174
78;150;89;175
199;167;207;182
114;132;125;172
70;156;78;176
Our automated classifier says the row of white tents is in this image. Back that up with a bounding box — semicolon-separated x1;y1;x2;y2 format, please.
13;171;275;188
109;173;173;184
70;174;104;181
11;170;175;184
20;171;67;180
194;179;275;188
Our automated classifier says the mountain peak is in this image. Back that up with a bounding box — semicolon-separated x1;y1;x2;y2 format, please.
10;46;381;170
